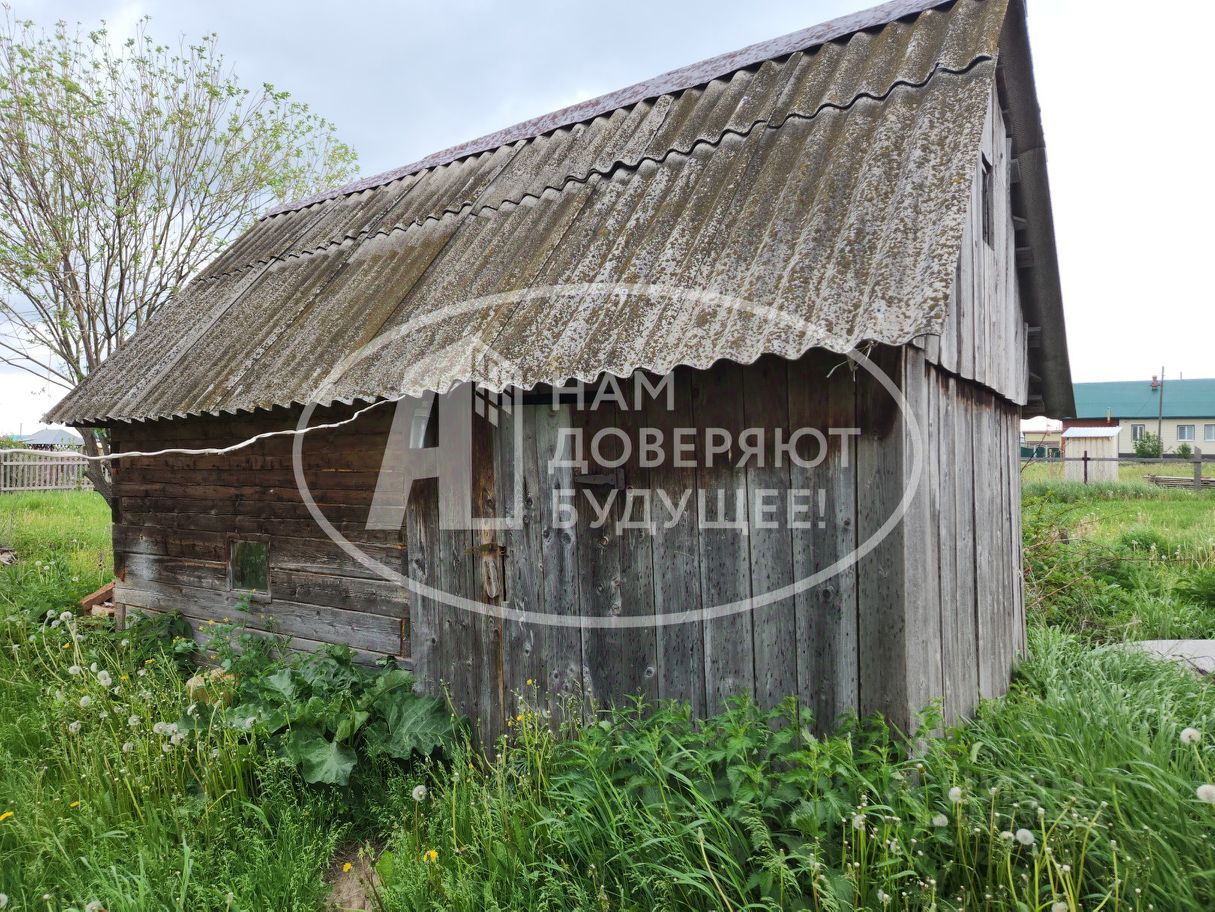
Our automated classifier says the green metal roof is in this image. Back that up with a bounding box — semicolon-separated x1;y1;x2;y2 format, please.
1072;379;1215;419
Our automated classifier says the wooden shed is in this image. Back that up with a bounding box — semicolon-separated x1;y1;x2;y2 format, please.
1062;427;1120;483
50;0;1073;739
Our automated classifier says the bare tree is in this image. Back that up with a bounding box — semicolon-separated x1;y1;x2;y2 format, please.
0;13;357;503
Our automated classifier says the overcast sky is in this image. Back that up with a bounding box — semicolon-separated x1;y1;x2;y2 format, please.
3;0;1213;434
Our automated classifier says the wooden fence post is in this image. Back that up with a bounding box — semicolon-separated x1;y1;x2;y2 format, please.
1195;447;1204;492
1082;449;1089;484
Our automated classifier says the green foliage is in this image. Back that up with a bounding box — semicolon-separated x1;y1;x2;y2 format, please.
199;623;456;785
1020;481;1215;643
1176;441;1194;459
374;630;1215;910
1134;431;1163;458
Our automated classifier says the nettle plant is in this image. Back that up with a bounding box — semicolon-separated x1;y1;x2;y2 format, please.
195;617;456;785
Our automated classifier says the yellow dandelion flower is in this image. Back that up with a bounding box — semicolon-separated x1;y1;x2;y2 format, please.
120;674;129;682
144;658;155;665
69;801;80;809
526;678;534;686
0;810;13;822
342;862;352;873
62;642;71;649
423;849;438;864
515;714;523;722
207;619;215;626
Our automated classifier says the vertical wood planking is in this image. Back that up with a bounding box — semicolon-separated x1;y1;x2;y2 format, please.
742;355;797;712
900;349;943;730
790;350;858;733
533;404;584;715
952;383;981;717
470;401;505;745
647;367;707;715
610;379;660;706
406;478;440;697
692;361;754;714
856;346;909;731
499;401;544;711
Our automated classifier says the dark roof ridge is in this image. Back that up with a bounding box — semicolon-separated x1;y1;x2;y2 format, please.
263;0;955;218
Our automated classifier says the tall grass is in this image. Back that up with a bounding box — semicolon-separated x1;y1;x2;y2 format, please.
374;628;1215;910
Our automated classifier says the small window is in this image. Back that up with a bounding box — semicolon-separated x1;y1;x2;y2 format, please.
980;153;994;247
229;538;270;598
1131;424;1146;442
1177;425;1196;442
1205;424;1215;442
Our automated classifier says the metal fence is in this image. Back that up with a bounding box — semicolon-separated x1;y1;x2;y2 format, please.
0;450;90;493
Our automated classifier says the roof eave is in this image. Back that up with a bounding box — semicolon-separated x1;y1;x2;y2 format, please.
999;0;1074;420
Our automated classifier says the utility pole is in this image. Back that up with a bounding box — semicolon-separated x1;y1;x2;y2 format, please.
1157;365;1165;453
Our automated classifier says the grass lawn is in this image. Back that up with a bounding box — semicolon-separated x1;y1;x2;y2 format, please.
2;488;1215;910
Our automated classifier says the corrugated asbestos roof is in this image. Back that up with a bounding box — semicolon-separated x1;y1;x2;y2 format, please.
50;0;1016;425
1073;379;1215;420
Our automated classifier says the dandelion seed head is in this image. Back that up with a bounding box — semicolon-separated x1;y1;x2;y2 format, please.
1015;828;1035;846
948;786;963;804
412;784;428;802
932;813;949;827
1181;727;1202;746
59;611;73;623
68;665;81;676
1196;784;1215;804
851;813;866;831
68;720;81;734
96;670;112;688
122;742;134;753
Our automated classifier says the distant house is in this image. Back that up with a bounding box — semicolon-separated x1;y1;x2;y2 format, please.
19;428;83;451
1067;378;1215;455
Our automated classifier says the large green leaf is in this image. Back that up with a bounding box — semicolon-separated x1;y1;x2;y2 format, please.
365;693;454;760
283;725;358;785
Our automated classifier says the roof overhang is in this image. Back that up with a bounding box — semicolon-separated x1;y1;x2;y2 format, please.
997;0;1074;419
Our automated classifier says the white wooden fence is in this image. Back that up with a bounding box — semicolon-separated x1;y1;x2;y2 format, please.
0;450;90;493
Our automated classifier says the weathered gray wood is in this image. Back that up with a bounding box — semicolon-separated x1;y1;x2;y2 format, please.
499;400;544;714
790;349;858;734
406;478;440;691
973;388;1002;700
856;346;909;731
646;367;707;715
574;395;625;712
533;404;584;711
613;383;660;705
692;360;754;713
952;382;981;717
900;349;943;730
743;355;797;712
935;374;962;721
471;403;505;745
116;576;402;655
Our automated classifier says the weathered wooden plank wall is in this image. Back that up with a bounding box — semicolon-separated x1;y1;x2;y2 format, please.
395;347;1026;739
110;404;410;665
